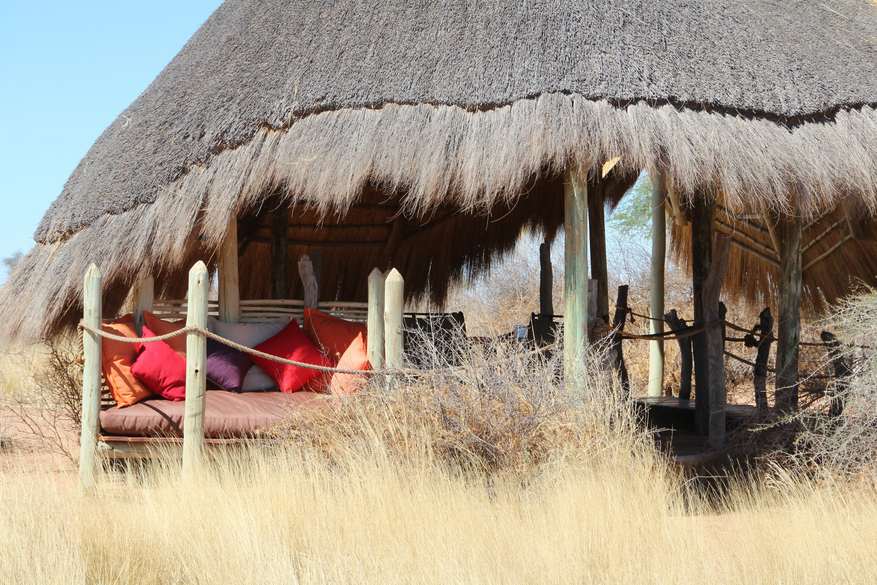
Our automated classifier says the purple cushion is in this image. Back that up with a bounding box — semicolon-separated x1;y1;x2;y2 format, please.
206;338;254;393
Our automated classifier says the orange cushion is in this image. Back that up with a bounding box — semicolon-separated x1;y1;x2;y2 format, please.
143;311;187;357
101;314;154;407
303;308;368;363
329;333;371;395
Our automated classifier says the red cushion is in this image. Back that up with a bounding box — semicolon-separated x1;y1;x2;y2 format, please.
143;311;187;357
303;308;368;363
329;333;371;395
250;319;330;393
101;314;154;407
130;326;187;401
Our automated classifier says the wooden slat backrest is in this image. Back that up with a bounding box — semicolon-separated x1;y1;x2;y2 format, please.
151;299;368;323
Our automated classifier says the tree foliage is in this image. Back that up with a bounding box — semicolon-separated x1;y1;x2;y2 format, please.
2;251;23;277
607;172;653;238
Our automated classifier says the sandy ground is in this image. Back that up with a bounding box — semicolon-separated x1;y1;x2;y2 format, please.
0;403;77;476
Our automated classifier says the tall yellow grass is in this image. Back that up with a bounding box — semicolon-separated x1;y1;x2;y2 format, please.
2;445;877;584
3;242;877;584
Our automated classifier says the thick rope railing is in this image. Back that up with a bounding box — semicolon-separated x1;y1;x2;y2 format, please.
78;319;391;376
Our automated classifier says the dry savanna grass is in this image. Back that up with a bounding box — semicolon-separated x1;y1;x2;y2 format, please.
2;240;877;583
1;335;876;584
2;437;877;584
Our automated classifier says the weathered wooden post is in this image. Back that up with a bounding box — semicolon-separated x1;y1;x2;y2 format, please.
79;264;102;491
750;307;774;411
132;275;154;335
588;179;609;321
183;261;209;476
821;331;850;418
776;216;803;413
539;242;554;317
298;254;319;308
384;269;404;380
611;285;630;395
564;166;588;387
703;234;731;450
270;201;289;299
665;309;692;400
649;170;667;397
218;221;240;323
368;268;386;369
691;196;715;435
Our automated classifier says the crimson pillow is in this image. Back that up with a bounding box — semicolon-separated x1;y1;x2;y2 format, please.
130;326;187;401
143;311;187;357
250;319;331;393
304;308;368;362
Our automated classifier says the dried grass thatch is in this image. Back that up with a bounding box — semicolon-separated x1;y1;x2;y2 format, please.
670;198;877;315
3;0;877;341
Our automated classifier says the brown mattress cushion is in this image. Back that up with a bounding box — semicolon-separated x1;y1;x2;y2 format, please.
99;390;325;437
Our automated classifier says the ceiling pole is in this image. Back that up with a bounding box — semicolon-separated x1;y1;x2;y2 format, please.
270;200;289;299
217;220;240;323
564;166;589;388
648;170;667;398
587;177;609;322
132;275;155;335
703;234;731;450
539;242;554;317
690;194;715;435
776;215;803;413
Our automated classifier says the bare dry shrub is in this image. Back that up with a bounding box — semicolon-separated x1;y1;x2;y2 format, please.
785;290;877;482
266;331;654;481
1;333;83;461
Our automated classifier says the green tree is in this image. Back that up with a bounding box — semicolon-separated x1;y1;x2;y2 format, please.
607;172;653;238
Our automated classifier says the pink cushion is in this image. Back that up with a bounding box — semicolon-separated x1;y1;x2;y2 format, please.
250;319;330;393
130;326;187;401
330;333;371;395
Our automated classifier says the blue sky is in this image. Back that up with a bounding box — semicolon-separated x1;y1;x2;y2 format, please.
0;0;223;275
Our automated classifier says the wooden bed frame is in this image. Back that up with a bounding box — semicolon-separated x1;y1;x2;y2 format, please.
96;298;370;460
79;262;405;485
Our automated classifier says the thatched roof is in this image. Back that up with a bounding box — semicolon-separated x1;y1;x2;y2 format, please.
670;199;877;315
4;0;877;341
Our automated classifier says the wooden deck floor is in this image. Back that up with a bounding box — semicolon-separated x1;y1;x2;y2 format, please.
634;397;760;476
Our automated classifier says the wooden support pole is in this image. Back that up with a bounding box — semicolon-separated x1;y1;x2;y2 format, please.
611;285;630;395
649;170;667;397
821;331;850;418
218;221;240;323
762;210;782;257
381;215;407;270
691;196;715;436
776;216;803;413
132;275;154;336
703;234;731;450
751;307;774;411
664;309;692;400
666;183;688;227
367;268;385;369
843;200;866;240
588;180;609;321
564;167;588;387
270;203;289;299
183;261;209;477
298;254;319;308
539;242;554;317
79;264;102;492
384;269;404;378
311;249;323;292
